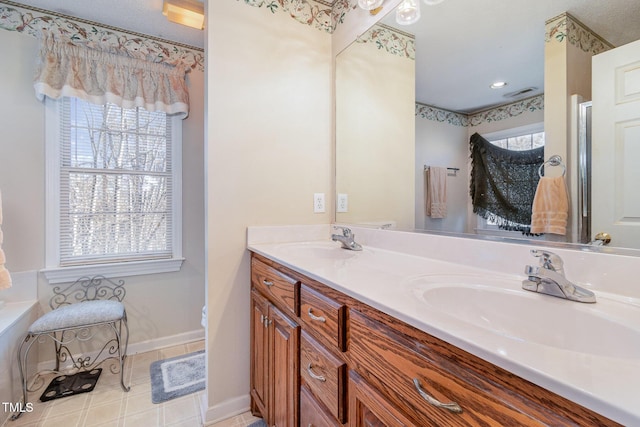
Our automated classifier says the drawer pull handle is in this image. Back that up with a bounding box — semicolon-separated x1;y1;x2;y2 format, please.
412;378;462;414
263;317;272;328
306;363;326;382
307;308;326;323
263;280;274;287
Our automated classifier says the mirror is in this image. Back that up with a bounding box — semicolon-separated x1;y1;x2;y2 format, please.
335;0;640;251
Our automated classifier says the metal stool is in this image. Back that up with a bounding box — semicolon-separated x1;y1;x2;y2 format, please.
11;275;130;420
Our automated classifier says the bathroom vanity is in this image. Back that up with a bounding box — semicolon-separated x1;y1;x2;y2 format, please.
248;225;639;426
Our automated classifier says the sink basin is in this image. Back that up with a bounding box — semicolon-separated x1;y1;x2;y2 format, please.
409;274;640;359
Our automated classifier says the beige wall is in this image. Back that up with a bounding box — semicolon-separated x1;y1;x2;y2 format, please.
0;31;45;272
0;29;206;350
205;1;332;420
335;39;415;229
544;18;601;244
544;30;593;178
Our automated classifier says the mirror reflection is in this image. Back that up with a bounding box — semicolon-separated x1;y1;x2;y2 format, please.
335;0;640;250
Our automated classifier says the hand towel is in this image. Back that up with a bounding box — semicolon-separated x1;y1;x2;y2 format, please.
425;167;447;219
530;176;569;235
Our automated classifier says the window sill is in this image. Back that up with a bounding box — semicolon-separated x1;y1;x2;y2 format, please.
41;258;185;284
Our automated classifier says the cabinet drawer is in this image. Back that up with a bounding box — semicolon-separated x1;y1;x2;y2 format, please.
251;257;299;316
301;384;341;427
349;309;542;426
300;331;347;423
349;370;416;427
300;284;346;351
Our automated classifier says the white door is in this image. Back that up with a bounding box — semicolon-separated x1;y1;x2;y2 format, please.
592;39;640;249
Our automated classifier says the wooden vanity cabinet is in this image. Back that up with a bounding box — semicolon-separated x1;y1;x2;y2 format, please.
250;253;620;427
250;260;300;427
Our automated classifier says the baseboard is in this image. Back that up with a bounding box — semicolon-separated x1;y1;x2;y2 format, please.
202;394;251;425
37;328;205;372
127;329;205;355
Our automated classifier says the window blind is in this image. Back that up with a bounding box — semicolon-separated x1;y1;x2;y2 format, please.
59;98;173;265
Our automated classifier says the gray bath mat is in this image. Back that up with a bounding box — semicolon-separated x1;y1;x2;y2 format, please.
150;350;205;403
247;420;267;427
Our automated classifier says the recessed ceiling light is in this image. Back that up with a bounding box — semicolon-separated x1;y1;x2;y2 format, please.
490;81;508;89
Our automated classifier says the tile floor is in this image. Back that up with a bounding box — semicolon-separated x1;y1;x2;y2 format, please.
2;341;262;427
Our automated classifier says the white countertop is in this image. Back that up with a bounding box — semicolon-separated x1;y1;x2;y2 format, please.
248;237;640;426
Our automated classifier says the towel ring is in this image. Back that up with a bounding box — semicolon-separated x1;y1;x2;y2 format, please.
538;155;566;178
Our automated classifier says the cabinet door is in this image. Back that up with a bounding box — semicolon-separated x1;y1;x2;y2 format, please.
250;290;269;419
349;371;415;427
270;305;300;427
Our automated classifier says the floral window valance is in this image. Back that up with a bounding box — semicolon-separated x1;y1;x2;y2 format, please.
34;34;190;117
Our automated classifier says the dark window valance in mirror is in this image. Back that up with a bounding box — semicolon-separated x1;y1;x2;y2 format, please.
469;132;544;234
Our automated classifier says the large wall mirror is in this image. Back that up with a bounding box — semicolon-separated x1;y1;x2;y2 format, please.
335;0;640;251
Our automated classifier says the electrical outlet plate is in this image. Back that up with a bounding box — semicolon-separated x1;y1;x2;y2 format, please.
313;193;325;213
337;193;348;212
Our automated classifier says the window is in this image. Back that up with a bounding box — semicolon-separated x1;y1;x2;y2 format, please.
475;124;545;233
488;131;545;151
44;97;183;283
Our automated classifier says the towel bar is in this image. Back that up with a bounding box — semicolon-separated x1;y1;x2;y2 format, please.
424;165;459;176
538;155;566;177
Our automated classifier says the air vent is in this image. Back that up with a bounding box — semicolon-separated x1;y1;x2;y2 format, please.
504;87;537;98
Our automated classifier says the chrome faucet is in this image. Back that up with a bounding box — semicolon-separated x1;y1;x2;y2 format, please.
522;250;596;303
331;226;363;251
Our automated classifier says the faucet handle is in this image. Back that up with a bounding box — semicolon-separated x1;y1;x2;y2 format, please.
333;225;352;237
530;249;563;272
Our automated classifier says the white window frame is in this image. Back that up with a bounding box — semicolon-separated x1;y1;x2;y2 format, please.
475;122;545;236
42;97;184;283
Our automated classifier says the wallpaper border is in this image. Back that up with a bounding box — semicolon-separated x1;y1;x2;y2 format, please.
416;95;545;127
545;12;613;55
357;23;415;60
0;0;204;72
239;0;344;33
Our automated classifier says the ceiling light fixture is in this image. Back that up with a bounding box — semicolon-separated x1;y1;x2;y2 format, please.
358;0;384;11
162;0;204;30
388;0;445;26
490;81;508;89
396;0;421;26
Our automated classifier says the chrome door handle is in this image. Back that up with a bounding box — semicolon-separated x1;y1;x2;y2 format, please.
413;378;462;413
263;280;274;287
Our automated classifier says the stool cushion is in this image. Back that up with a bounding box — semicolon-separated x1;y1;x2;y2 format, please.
29;300;126;334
